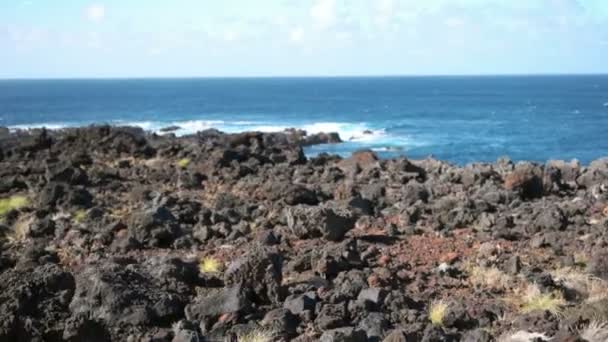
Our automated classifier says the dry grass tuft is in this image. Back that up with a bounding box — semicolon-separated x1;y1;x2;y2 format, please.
199;257;222;274
469;266;513;291
579;320;608;342
237;329;273;342
551;267;608;303
429;300;448;326
5;215;34;243
519;284;565;316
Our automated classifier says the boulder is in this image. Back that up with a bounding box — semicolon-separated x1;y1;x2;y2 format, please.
320;327;367;342
224;246;283;304
185;286;251;320
543;160;580;192
284;292;317;315
128;203;179;248
0;264;75;341
284;205;357;241
577;158;608;189
338;150;379;175
504;162;544;199
70;262;187;330
316;303;348;330
301;132;343;146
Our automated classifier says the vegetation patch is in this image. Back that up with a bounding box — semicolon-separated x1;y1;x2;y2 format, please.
237;329;273;342
73;209;88;224
177;158;191;169
199;257;222;274
519;284;565;316
0;195;29;219
579;320;608;342
551;267;608;303
429;300;448;326
469;266;513;291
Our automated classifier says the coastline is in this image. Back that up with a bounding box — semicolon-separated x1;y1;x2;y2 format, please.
1;125;608;340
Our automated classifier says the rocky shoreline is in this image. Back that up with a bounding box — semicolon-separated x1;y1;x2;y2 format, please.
1;125;608;342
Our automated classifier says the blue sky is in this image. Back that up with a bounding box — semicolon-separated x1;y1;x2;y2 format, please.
1;0;607;78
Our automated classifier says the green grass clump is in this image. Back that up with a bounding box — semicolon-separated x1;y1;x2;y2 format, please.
0;196;29;219
429;300;448;326
177;158;191;169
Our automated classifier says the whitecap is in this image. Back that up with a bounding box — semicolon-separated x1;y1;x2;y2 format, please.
9;123;69;131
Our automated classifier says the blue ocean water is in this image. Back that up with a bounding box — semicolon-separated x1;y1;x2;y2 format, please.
1;76;607;164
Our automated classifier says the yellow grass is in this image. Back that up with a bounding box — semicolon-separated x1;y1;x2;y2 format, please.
237;329;273;342
429;300;448;326
0;195;29;218
519;284;565;316
177;158;191;169
199;257;222;274
73;209;87;223
469;266;513;290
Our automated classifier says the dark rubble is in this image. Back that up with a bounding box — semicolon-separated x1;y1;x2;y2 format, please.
1;126;608;341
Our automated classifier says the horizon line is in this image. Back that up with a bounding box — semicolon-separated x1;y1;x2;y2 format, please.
1;72;608;81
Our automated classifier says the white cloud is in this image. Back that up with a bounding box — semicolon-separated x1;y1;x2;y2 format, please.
289;27;304;42
311;0;336;29
86;4;106;23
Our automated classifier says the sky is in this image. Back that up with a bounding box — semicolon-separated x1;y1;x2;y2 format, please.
0;0;607;78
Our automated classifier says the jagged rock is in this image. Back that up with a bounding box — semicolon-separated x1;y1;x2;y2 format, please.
284;292;317;315
577;158;608;188
185;286;251;320
504;162;544;199
0;264;75;341
224;246;283;304
316;303;348;330
357;312;388;341
128;202;179;248
261;308;299;336
70;262;188;330
320;327;367;342
284;205;357;241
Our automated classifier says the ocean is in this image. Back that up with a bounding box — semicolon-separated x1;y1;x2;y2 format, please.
1;76;607;164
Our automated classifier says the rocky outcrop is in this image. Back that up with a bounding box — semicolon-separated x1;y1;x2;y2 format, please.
0;126;607;340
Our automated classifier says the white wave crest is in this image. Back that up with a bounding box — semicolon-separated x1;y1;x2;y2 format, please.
9;123;69;131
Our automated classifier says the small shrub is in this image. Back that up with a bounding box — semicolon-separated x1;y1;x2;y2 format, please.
177;158;191;169
0;195;29;218
429;300;448;326
519;284;565;316
199;257;221;274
